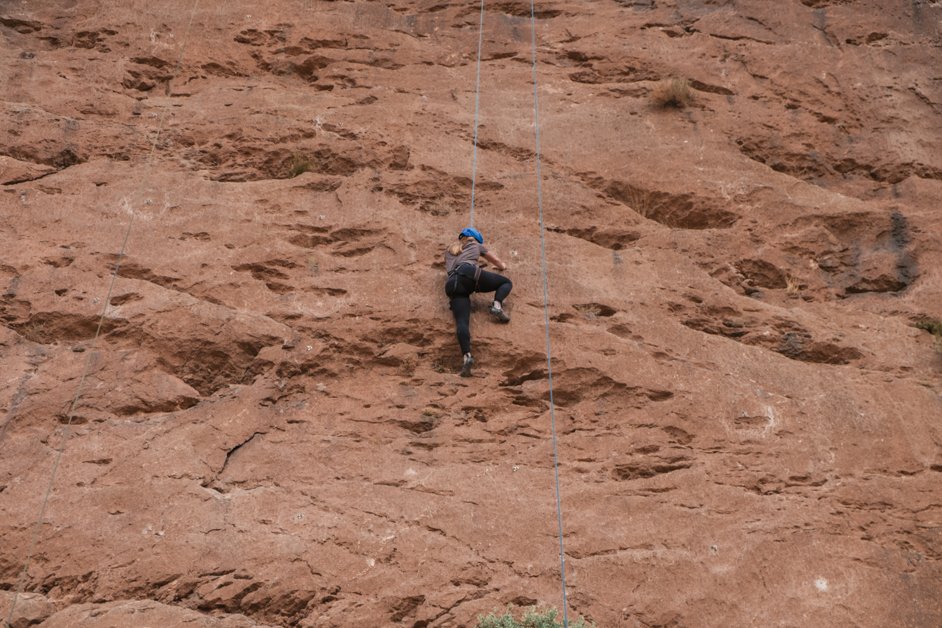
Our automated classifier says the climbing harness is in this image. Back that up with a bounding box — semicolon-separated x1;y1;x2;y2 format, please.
5;3;202;626
466;1;570;624
446;262;482;296
452;261;483;284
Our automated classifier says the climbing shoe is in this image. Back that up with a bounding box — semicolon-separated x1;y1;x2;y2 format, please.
460;353;474;377
489;305;510;323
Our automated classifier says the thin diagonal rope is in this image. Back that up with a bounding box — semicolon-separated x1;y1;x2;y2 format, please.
468;0;485;228
0;349;38;447
528;2;569;626
4;220;133;628
4;2;201;625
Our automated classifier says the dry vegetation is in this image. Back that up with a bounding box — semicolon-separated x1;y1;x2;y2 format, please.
653;77;692;109
286;153;314;178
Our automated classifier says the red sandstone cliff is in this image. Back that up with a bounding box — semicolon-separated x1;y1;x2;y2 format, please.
1;1;941;626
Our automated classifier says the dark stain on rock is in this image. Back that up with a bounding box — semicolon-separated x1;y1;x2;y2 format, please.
890;210;918;288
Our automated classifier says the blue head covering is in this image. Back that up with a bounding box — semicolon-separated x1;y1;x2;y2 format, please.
459;227;484;244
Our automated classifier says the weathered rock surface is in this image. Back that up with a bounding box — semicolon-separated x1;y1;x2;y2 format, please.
1;1;940;626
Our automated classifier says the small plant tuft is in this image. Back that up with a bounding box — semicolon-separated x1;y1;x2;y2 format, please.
653;77;692;109
575;304;602;320
915;318;942;338
623;185;654;218
915;317;942;357
477;607;593;628
785;275;802;296
286;154;315;178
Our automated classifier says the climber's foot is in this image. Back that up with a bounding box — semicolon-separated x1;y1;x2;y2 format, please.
460;353;474;377
490;305;510;323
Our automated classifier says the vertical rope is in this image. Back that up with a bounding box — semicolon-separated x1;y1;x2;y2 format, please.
4;2;201;625
468;0;486;228
528;2;569;626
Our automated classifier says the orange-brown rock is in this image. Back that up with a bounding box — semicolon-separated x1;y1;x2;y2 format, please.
1;1;940;626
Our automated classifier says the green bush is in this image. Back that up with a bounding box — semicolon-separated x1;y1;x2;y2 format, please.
477;607;593;628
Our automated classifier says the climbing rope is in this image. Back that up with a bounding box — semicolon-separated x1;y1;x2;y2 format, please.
527;2;570;625
464;1;570;624
4;2;201;625
468;0;486;228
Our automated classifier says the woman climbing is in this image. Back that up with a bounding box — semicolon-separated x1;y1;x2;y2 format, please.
444;227;512;377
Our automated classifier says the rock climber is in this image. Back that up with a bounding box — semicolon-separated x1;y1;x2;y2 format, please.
444;227;512;377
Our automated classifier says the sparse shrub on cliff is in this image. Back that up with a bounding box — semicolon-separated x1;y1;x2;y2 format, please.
624;185;654;218
653;77;692;109
915;318;942;354
915;318;942;337
477;607;593;628
286;154;315;178
785;275;802;296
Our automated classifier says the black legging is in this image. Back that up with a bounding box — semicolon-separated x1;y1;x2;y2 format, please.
445;267;512;355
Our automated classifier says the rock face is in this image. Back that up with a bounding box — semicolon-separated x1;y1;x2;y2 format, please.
1;1;941;626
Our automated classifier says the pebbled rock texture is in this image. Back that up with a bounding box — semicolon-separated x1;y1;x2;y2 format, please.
1;1;941;626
